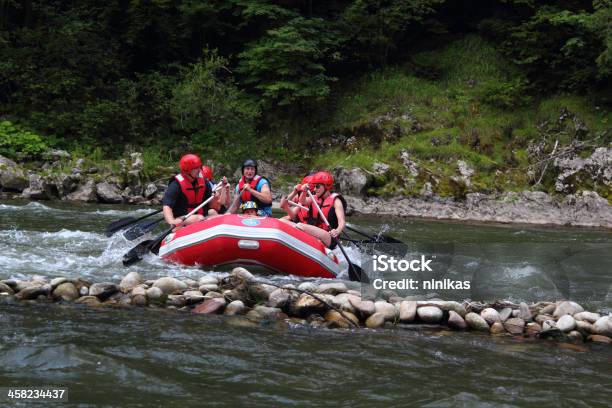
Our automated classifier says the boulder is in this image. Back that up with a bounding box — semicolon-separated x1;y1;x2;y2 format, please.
593;315;612;337
146;287;164;301
504;318;526;335
399;301;417;323
230;267;255;283
480;308;502;325
556;315;577;333
573;311;601;324
417;306;443;323
224;300;246;316
267;289;292;309
490;322;506;335
447;310;467;330
575;320;595;334
52;282;79;301
144;183;157;199
333;167;371;195
50;277;68;288
131;286;146;297
198;276;219;286
349;298;375;318
42;149;70;161
374;301;397;321
192;298;226;314
0;155;28;191
499;307;513;322
96;182;123;203
22;174;56;199
465;312;489;331
88;283;118;300
66;179;97;202
119;272;143;292
553;301;584;318
297;282;318;292
15;285;48;300
365;313;386;329
153;277;188;295
519;302;533;322
526;322;542;336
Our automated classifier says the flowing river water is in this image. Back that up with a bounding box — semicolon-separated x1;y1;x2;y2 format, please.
0;200;611;406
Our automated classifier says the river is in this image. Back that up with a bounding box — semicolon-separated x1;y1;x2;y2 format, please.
1;200;611;406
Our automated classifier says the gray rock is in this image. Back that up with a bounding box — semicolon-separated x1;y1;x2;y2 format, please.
144;183;157;199
253;306;284;320
248;284;275;303
324;310;359;329
535;314;554;325
334;167;371;196
96;182;123;203
0;282;14;295
349;298;375;318
204;291;224;299
553;301;584;318
297;282;318;292
230;267;255;283
556;315;576;332
542;320;557;331
372;162;390;177
198;284;219;293
374;301;397;321
119;272;143;292
481;308;502;325
540;304;556;315
526;322;542;336
75;296;101;306
198;276;218;286
42;149;70;161
130;152;144;172
499;307;513;322
317;282;347;295
66;179;97;202
490;322;506;334
417;306;443;323
146;287;164;301
593;315;612;337
465;312;489;331
457;160;474;187
131;286;146;297
50;277;68;288
332;293;359;313
88;282;118;300
153;277;188;295
575;320;595;334
504;318;526;335
399;300;417;323
447;310;467;330
79;286;89;296
52;282;79;301
519;302;533;322
365;313;386;329
0;155;28;191
267;288;291;309
192;298;226;314
567;331;584;342
132;294;147;306
22;174;56;199
183;290;206;304
15;285;48;300
573;311;601;324
224;300;246;316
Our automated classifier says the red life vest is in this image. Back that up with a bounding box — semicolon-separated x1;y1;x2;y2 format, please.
309;193;341;231
175;173;207;215
238;175;262;202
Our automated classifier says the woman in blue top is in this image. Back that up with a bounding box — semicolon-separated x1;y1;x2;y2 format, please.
229;159;272;216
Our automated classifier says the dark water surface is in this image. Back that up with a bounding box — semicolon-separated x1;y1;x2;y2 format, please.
1;201;611;407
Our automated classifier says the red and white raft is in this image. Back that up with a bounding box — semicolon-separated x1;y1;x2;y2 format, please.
158;214;340;278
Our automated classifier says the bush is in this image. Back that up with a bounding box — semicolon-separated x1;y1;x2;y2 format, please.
0;120;48;160
479;78;531;109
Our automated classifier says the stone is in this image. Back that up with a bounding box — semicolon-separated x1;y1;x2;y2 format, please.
499;308;513;322
567;331;584;342
0;282;14;295
575;320;595;333
490;322;506;335
144;183;157;199
349;298;375;318
146;286;164;301
198;284;219;293
334;167;370;196
119;272;143;292
553;301;584;318
131;286;146;297
417;306;443;323
222;289;244;303
504;318;526;335
183;291;206;304
332;293;359;313
52;283;79;301
587;334;612;344
0;155;28;191
248;284;276;303
42;148;70;161
465;313;489;331
198;276;218;286
480;308;502;325
293;293;326;316
542;320;557;331
535;314;554;325
88;283;118;300
317;282;347;295
66;179;97;202
447;310;467;330
267;288;291;309
50;277;68;288
526;322;542;336
132;294;147;307
372;162;390;177
374;301;397;321
153;277;188;295
75;295;101;306
519;302;533;322
192;298;226;314
224;300;246;316
556;315;577;333
204;291;224;299
297;282;318;292
593;315;612;337
230;267;255;283
15;285;48;300
253;306;284;320
79;286;89;296
399;301;417;323
365;313;386;329
573;311;601;324
96;182;123;203
324;310;359;328
540;304;556;315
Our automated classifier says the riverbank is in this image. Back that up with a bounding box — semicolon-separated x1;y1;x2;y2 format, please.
1;268;610;347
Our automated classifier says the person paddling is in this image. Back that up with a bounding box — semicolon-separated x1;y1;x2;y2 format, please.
293;171;347;249
162;154;218;230
202;165;230;215
280;173;314;222
228;159;272;216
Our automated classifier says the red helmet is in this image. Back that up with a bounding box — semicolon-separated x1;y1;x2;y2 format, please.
201;165;213;180
311;171;334;190
179;154;202;173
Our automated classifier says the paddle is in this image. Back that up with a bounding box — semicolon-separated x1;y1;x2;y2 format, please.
306;190;368;283
123;218;164;241
345;222;405;245
105;209;162;237
122;182;223;266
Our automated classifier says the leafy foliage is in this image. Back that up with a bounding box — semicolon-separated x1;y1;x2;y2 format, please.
0;120;48;159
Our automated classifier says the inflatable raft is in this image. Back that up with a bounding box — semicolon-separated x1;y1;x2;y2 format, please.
158;214;340;278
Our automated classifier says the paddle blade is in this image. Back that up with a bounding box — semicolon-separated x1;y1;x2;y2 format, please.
105;217;136;237
347;263;369;284
122;240;152;266
123;218;163;241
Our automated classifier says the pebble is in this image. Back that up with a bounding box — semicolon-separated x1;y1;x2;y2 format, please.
374;301;397;321
222;289;243;302
15;286;47;300
333;293;359;313
465;312;489;331
198;276;218;286
324;310;359;328
417;306;443;323
593;315;612;337
75;296;101;306
535;314;554;325
88;283;118;300
519;302;533;322
224;300;246;316
146;287;164;301
253;305;284;320
503;318;525;335
52;282;79;301
365;313;385;329
132;294;147;306
153;277;187;295
447;310;467;330
248;284;276;302
167;295;187;308
79;286;89;296
587;334;612;344
119;272;143;292
540;304;556;315
575;320;595;333
556;315;576;333
203;291;224;299
192;298;226;314
50;277;68;288
567;330;583;342
481;308;502;325
183;290;206;304
198;284;219;293
542;320;557;331
553;301;584;318
317;282;347;295
293;293;325;316
498;308;513;322
297;282;318;292
349;298;375;318
230;267;254;282
490;322;505;334
399;301;417;323
526;322;542;336
267;288;291;309
573;311;601;323
131;286;146;297
0;283;14;295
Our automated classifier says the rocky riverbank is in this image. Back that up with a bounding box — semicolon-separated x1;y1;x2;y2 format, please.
1;268;611;346
1;150;611;228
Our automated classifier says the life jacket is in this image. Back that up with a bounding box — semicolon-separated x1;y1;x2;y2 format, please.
237;175;272;213
309;193;345;231
175;173;207;215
